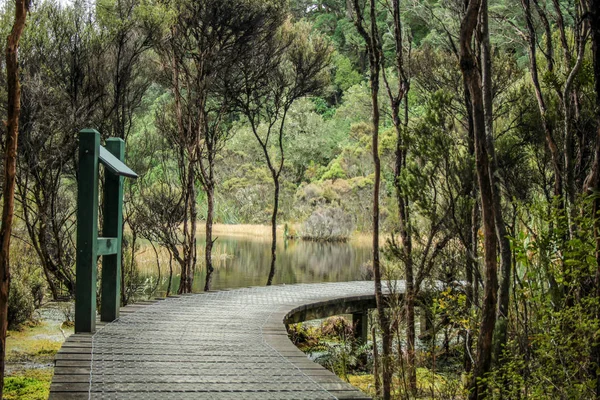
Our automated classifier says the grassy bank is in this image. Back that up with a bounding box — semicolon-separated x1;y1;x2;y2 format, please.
199;223;378;245
4;303;73;400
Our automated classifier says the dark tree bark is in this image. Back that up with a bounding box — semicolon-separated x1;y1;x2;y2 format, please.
182;166;197;294
477;0;512;365
203;184;214;291
201;150;215;292
459;0;499;397
462;76;477;373
1;0;30;396
267;175;280;286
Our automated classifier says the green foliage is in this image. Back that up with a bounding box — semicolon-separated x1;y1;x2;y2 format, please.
4;370;51;400
287;323;322;349
8;242;45;330
291;317;371;381
485;199;599;398
8;278;35;331
333;54;362;92
321;159;347;181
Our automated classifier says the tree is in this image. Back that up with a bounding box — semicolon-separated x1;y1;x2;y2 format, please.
16;0;105;299
155;0;287;292
379;0;416;391
232;20;331;286
1;0;29;396
459;0;499;397
350;0;393;398
96;0;155;141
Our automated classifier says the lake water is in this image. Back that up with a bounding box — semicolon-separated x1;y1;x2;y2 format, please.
140;235;372;297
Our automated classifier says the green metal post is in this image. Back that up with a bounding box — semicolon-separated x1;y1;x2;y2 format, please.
101;138;124;322
75;129;100;333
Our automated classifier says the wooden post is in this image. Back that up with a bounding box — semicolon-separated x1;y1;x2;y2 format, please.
352;311;368;344
75;129;100;333
101;138;124;322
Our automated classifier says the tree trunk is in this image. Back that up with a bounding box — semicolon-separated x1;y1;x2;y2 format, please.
352;0;394;395
385;0;414;390
393;119;416;393
585;0;600;395
178;162;197;294
204;183;215;292
369;37;393;400
372;323;381;397
266;178;279;286
189;173;197;293
459;0;499;397
463;78;476;374
1;1;29;396
478;3;512;364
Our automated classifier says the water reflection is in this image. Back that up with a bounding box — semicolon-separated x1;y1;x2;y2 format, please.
143;236;372;296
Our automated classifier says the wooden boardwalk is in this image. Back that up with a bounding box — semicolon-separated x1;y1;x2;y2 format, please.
49;281;403;399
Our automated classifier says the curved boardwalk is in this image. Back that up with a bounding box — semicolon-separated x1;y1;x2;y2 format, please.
50;281;405;399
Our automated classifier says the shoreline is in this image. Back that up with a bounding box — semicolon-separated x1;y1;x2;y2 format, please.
196;223;381;246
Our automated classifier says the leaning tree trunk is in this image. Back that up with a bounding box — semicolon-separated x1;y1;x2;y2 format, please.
266;176;279;286
1;1;29;397
460;0;499;397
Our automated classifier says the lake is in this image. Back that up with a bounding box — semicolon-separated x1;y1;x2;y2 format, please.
138;234;373;297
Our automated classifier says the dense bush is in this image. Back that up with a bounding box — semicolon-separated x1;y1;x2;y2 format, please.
301;206;354;242
8;276;35;330
8;241;45;329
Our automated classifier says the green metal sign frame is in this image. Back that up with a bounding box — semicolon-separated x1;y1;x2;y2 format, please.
75;129;138;333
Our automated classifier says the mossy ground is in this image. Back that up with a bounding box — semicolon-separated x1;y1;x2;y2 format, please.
6;321;67;363
4;305;73;400
4;369;53;400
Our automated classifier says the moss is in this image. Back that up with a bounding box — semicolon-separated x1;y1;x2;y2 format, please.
4;369;52;400
348;374;376;396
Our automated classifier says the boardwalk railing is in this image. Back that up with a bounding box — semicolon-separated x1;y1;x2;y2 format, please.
75;129;137;333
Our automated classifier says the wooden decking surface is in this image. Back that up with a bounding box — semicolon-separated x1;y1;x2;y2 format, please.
49;281;397;399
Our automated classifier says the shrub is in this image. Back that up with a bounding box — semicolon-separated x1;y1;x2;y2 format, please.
287;323;321;349
8;277;35;330
8;240;46;329
4;369;52;400
301;206;354;242
321;316;353;339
